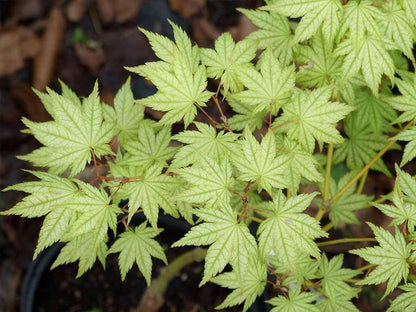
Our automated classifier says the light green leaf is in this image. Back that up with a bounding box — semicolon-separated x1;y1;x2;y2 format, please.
267;287;320;312
122;120;177;168
262;0;342;43
200;33;257;93
230;49;295;115
103;77;144;146
171;122;239;167
22;82;114;177
318;253;360;301
174;158;235;207
108;223;167;284
274;87;353;153
212;256;266;312
239;8;294;65
258;191;326;271
387;282;416;312
173;205;257;285
350;223;412;298
375;166;416;232
231;130;288;194
333;116;395;176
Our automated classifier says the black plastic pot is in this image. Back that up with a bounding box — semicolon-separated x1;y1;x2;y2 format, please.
21;214;268;312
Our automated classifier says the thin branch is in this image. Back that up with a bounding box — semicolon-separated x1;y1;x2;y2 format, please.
317;237;376;247
330;120;414;204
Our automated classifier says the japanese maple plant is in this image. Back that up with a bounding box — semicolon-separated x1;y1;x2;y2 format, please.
4;0;416;311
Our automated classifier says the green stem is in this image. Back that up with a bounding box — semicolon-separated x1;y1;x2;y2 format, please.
322;222;334;232
136;248;207;312
357;169;368;194
317;237;376;247
330;121;413;204
358;263;375;272
315;143;334;221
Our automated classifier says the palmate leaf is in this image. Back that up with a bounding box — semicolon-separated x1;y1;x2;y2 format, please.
52;232;108;278
380;3;415;62
121;120;177;168
227;96;266;131
389;73;416;124
318;254;360;302
275;134;323;193
174;158;235;207
131;23;213;126
23;82;114;177
2;171;79;256
267;287;320;312
257;191;327;271
229;49;295;115
338;0;383;41
200;32;257;93
387;282;416;312
323;171;372;227
317;298;360;312
334;34;395;96
273;87;353;153
374;166;416;232
351;88;397;135
108;223;167;284
171;122;239;168
211;256;267;312
262;0;342;44
109;163;181;228
172;205;257;285
239;8;294;65
65;182;120;248
333;116;396;176
350;223;412;297
102;77;144;146
231;130;288;194
395;127;416;166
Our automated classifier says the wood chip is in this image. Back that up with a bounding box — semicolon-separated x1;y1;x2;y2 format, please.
32;7;67;91
0;27;40;76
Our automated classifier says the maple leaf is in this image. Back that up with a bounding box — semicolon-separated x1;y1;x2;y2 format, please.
171;122;239;167
227;96;267;131
231;130;288;194
121;120;177;168
267;287;320;312
229;49;295;115
322;171;372;227
51;232;109;278
318;254;360;302
212;256;267;312
109;162;181;228
380;3;415;63
130;23;213;126
334;34;395;96
22;82;114;177
257;191;327;271
333;116;397;176
173;205;257;285
275;134;323;193
273;87;353;153
174;158;235;207
108;223;167;284
200;33;257;93
238;8;294;65
374;166;416;232
262;0;342;44
387;282;416;312
102;77;144;146
350;223;413;297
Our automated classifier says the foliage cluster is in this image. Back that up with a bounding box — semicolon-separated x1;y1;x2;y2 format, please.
4;0;416;311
